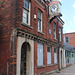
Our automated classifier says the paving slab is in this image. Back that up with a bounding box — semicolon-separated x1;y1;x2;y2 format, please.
50;64;75;75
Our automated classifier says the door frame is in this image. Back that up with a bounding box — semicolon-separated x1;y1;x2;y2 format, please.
16;37;34;75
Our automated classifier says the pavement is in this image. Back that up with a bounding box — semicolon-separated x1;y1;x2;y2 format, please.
50;64;75;75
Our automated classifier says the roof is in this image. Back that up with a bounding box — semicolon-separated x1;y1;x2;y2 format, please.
64;32;75;35
64;43;75;52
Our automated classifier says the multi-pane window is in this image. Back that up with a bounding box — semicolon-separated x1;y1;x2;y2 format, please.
38;10;42;32
66;37;69;43
47;47;51;64
53;22;56;39
23;0;30;24
37;43;43;66
54;48;57;64
59;27;62;41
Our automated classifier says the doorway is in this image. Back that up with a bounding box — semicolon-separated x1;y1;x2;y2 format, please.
20;42;30;75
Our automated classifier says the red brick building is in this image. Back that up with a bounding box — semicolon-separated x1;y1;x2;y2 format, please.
0;0;64;75
63;32;75;47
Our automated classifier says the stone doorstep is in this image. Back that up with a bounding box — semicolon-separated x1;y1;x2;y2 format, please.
40;69;59;75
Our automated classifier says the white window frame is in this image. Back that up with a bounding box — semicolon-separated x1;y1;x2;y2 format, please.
38;9;43;32
54;48;57;64
53;22;56;39
47;47;52;65
37;43;43;66
22;0;31;25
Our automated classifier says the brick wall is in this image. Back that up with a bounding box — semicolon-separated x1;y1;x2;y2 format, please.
64;33;75;47
0;0;64;75
34;41;59;75
0;0;17;74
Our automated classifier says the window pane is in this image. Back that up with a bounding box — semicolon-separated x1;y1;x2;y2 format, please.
60;27;61;41
54;48;57;53
47;47;51;64
53;23;56;30
38;9;42;32
23;17;26;23
38;19;41;31
47;47;51;52
23;2;25;7
54;31;56;39
23;9;28;23
47;52;51;64
53;22;56;39
23;0;29;10
38;10;42;19
37;43;43;66
66;37;69;43
54;48;57;63
54;53;57;63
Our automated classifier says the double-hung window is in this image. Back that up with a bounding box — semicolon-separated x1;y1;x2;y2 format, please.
37;43;43;66
23;0;30;25
38;10;42;32
53;22;56;39
47;47;51;65
54;48;57;64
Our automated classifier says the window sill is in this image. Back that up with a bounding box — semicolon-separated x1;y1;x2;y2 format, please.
21;22;33;29
37;65;45;68
38;31;45;35
47;64;53;67
54;63;58;66
54;38;58;41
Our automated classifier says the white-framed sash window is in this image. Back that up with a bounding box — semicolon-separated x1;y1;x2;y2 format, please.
38;9;42;32
22;0;30;25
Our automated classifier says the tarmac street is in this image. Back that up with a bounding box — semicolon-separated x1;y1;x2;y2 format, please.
50;64;75;75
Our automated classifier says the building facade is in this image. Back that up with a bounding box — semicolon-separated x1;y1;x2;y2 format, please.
64;43;75;67
63;32;75;47
0;0;64;75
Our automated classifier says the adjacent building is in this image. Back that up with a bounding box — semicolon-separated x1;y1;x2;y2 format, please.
0;0;64;75
63;32;75;47
64;43;75;67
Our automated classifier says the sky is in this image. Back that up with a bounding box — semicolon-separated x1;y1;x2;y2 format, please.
59;0;75;33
